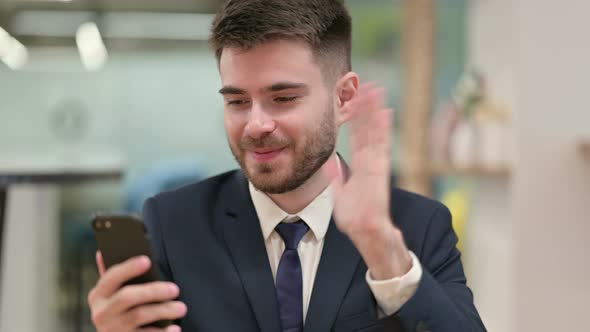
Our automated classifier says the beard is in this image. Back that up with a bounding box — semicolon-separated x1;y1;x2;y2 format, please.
229;107;337;194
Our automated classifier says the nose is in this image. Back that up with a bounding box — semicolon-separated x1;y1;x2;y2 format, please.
244;103;276;139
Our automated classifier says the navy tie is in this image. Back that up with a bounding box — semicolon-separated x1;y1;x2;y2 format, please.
275;220;309;332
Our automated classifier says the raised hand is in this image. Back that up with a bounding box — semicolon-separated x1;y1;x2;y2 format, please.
330;82;412;280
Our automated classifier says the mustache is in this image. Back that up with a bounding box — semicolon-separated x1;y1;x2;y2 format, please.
239;135;291;150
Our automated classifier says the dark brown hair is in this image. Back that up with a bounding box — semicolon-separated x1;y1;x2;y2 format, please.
210;0;352;82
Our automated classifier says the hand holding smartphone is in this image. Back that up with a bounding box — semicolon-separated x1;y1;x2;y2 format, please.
92;214;162;286
90;214;182;329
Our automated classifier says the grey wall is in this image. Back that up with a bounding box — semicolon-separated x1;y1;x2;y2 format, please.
469;1;590;331
512;1;590;331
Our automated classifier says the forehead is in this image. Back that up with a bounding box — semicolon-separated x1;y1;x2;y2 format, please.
218;39;324;90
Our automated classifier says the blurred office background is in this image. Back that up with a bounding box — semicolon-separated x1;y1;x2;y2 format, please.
0;0;588;331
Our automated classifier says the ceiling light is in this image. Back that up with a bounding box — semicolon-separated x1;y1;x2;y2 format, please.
0;26;29;70
75;22;107;71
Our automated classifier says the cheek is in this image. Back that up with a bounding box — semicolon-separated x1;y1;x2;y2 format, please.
224;112;246;143
276;114;304;140
292;108;326;135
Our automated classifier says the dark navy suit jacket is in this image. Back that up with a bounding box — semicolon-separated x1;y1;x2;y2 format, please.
143;170;486;332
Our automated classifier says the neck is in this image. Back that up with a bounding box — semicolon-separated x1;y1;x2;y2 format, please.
267;153;338;214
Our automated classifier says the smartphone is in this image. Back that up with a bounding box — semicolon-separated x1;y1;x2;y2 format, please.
91;214;172;328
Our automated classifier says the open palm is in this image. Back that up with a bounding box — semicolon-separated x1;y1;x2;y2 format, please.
331;83;394;236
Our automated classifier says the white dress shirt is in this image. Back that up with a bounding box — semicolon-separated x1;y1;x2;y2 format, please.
249;180;423;320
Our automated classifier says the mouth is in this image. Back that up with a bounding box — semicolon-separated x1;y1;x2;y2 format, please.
250;147;285;162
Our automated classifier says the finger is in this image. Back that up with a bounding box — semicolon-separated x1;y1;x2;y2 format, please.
349;83;378;123
350;86;386;170
366;87;385;154
377;108;394;154
349;82;376;114
379;108;394;150
368;105;393;155
324;155;342;181
106;282;180;317
93;255;151;300
96;251;106;276
139;325;181;332
325;156;345;197
165;325;182;332
348;84;374;154
346;82;372;130
370;108;394;175
350;85;385;145
124;301;187;329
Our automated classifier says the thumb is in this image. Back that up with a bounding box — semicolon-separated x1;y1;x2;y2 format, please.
96;251;106;276
325;156;345;199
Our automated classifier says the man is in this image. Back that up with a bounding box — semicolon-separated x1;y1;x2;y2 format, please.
88;1;486;331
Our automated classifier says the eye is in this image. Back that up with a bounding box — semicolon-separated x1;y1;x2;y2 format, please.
274;96;299;103
227;99;250;106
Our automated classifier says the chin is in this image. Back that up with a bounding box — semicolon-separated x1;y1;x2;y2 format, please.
245;166;297;194
249;167;284;187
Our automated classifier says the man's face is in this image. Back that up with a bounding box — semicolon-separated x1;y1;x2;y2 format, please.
219;39;338;194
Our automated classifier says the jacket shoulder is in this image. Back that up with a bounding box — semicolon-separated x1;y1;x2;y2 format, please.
150;169;241;207
390;187;453;254
391;187;446;217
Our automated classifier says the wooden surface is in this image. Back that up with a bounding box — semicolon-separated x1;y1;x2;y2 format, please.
431;163;511;177
399;0;435;196
580;140;590;159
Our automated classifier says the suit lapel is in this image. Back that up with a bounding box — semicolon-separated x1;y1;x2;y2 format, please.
221;157;358;332
304;219;361;332
221;172;282;332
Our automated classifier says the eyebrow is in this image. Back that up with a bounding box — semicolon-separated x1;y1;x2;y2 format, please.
218;86;246;95
264;82;308;93
218;82;309;95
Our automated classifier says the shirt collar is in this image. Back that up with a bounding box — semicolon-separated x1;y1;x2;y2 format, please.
249;181;333;242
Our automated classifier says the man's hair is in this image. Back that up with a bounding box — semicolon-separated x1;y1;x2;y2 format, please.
210;0;352;83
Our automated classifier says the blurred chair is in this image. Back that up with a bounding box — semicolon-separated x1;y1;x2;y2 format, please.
124;158;204;213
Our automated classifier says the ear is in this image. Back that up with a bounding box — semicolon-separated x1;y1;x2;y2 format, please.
334;72;359;125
